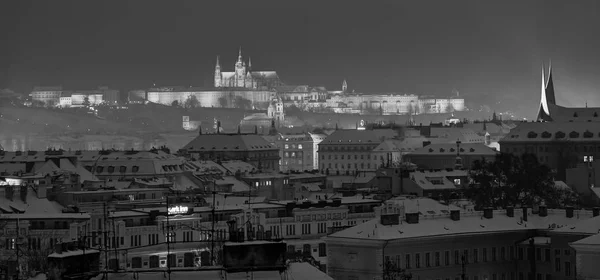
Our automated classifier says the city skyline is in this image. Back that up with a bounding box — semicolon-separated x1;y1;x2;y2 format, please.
3;1;600;119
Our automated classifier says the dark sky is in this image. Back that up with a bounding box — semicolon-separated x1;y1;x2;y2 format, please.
2;0;600;118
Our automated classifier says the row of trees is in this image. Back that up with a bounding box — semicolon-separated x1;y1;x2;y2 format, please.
465;153;581;210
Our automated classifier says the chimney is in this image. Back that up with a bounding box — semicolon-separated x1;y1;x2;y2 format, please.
566;206;574;218
4;185;14;201
405;212;419;224
506;206;514;217
539;205;548;217
380;213;400;226
54;242;63;255
227;220;238;242
422;141;431;147
593;207;600;217
20;185;27;203
450;210;460;221
522;207;528;222
483;208;493;219
36;184;47;199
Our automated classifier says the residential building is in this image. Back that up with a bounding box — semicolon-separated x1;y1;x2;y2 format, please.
181;131;280;172
498;121;600;181
404;143;498;170
0;182;91;279
30;86;62;107
326;204;599;280
570;233;600;280
318;128;400;175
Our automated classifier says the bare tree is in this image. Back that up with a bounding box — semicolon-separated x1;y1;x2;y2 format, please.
184;95;200;109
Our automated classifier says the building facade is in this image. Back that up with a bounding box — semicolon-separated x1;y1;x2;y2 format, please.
214;48;283;90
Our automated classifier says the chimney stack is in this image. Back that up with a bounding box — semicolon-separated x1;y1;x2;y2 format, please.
36;184;47;199
4;185;14;201
593;207;600;217
483;208;493;219
405;212;419;224
539;205;548;217
522;207;528;222
506;206;514;217
19;185;27;203
566;206;574;218
450;210;460;221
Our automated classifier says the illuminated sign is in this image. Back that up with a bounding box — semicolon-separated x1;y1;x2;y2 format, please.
357;119;366;130
168;206;189;215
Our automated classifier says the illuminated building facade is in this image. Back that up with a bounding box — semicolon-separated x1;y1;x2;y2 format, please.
30;86;119;107
214;48;283;89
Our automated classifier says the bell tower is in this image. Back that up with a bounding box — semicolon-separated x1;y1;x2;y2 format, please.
214;56;222;88
235;47;246;87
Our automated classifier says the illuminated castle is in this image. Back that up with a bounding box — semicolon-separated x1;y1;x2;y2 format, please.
537;63;600;122
214;48;284;89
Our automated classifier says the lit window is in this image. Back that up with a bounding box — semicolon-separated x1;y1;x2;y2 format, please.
298;144;303;149
454;179;461;185
285;144;289;149
255;182;259;187
584;156;589;162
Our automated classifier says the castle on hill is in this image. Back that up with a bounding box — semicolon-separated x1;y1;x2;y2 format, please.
214;48;284;90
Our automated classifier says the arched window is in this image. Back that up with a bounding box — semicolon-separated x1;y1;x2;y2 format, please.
298;144;303;149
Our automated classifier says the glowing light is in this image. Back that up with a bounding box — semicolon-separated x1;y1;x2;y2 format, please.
168;205;189;215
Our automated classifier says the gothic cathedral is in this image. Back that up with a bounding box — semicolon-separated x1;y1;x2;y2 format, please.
214;48;283;90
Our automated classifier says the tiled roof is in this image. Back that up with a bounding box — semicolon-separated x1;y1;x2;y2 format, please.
429;127;485;143
499;121;600;143
547;103;600;122
328;208;595;241
409;170;466;190
0;186;66;215
221;160;257;173
183;134;278;152
407;143;499;156
320;129;399;145
571;233;600;246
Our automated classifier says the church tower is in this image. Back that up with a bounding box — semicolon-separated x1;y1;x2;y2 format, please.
342;79;348;92
214;56;222;87
235;47;246;87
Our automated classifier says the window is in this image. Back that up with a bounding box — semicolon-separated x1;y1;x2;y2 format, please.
536;248;542;261
425;252;431;267
491;247;497;261
463;250;469;264
452;250;460;265
554;258;560;272
483;248;487;262
518;248;524;260
108;166;115;173
473;249;479;263
415;253;421;268
454;178;461;185
500;247;506;260
405;254;411;269
303;244;311;254
318;243;326;257
435;252;440;266
445;251;450;266
544;249;550;262
564;262;571;276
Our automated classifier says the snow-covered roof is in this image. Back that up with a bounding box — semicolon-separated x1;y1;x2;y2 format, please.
327;208;595;241
48;249;100;258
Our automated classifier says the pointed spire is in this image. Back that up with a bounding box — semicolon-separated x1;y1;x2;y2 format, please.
545;60;556;105
237;46;243;63
216;55;220;68
537;63;553;121
248;57;252;70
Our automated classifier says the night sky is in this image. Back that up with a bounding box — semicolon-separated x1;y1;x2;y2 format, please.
2;0;600;118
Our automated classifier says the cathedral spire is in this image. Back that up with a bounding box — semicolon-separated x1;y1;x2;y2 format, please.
342;79;348;92
537;64;553;121
237;46;243;63
248;57;252;71
545;60;556;106
216;55;220;69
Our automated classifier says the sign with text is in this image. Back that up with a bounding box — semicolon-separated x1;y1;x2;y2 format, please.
168;205;189;215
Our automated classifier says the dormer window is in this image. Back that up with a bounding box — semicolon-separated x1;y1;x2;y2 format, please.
429;148;434;152
132;166;139;173
555;131;566;139
573;112;578;117
541;131;552;138
527;131;538;138
569;131;580;138
96;166;104;173
584;130;594;138
470;148;475;152
107;166;115;173
440;148;445;152
119;166;126;173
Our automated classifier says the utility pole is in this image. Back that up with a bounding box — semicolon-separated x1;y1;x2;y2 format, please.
15;217;20;280
111;213;119;272
165;196;171;280
461;255;467;280
211;180;217;266
103;202;108;280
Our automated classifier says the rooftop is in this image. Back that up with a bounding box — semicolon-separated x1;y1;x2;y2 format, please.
319;129;399;145
500;121;600;143
183;134;278;152
407;143;498;156
328;208;595;241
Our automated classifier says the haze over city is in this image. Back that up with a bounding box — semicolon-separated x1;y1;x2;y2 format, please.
3;0;600;119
